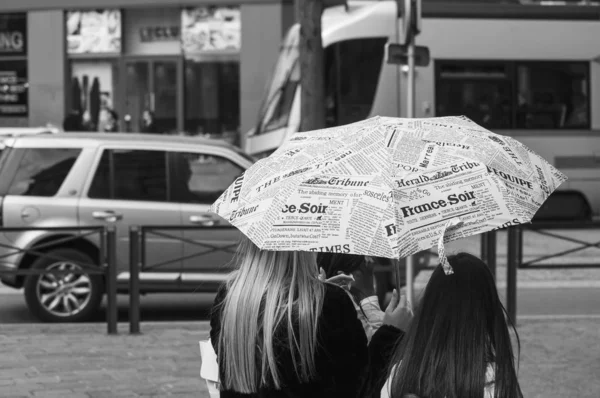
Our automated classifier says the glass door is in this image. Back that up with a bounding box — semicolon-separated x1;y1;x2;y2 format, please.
122;57;183;134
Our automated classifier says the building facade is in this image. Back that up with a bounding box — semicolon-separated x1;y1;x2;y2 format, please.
0;0;295;142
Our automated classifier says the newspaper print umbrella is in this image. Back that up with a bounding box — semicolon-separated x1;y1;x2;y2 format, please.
210;116;567;273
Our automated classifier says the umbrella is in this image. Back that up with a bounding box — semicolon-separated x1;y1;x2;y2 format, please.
210;116;566;274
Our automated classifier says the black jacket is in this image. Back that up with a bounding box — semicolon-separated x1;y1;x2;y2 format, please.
210;283;403;398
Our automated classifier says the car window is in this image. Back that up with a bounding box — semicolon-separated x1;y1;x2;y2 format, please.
7;148;81;197
88;149;168;202
172;152;243;204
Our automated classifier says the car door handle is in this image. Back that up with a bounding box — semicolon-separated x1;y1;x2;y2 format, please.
92;210;123;223
189;215;216;226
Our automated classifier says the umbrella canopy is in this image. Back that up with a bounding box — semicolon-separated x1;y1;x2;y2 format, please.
211;116;566;270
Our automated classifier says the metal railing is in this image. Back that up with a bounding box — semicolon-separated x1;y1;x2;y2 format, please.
514;221;600;268
505;220;600;322
128;224;238;334
123;220;598;332
0;226;118;334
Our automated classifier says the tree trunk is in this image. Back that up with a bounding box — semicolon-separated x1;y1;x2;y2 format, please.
297;0;325;132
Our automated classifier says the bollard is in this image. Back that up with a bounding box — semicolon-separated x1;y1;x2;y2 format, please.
516;226;523;269
480;232;489;264
487;231;497;278
506;227;518;325
405;256;414;305
106;227;118;335
480;231;497;278
129;226;141;335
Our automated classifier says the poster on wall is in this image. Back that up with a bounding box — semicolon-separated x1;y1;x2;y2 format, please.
0;60;28;117
66;9;121;54
0;13;27;55
71;62;116;131
181;6;241;54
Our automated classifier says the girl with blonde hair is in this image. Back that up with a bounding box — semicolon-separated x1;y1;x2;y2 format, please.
210;237;412;397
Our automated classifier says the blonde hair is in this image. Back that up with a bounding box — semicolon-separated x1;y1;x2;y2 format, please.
217;237;326;393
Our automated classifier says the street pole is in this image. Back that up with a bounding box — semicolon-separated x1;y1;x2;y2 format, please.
403;17;417;308
407;38;416;119
297;0;326;132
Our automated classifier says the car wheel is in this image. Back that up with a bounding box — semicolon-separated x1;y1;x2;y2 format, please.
24;248;104;323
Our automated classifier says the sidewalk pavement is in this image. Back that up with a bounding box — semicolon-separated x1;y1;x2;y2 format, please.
0;323;211;398
1;319;599;398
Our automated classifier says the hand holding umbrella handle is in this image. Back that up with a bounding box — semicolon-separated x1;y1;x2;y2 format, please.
383;289;413;332
318;267;354;290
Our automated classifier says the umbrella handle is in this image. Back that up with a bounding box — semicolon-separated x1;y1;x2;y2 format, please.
394;259;402;295
437;217;463;275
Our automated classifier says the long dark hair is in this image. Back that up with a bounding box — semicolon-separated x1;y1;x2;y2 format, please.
316;253;366;315
388;252;523;398
317;252;364;278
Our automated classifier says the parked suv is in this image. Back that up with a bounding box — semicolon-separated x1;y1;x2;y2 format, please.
0;133;253;322
0;127;59;151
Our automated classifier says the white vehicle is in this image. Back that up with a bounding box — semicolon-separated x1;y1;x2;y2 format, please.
0;127;61;152
245;1;600;215
0;127;61;138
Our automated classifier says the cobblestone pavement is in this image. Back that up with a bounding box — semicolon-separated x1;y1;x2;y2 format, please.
1;318;599;397
0;323;210;397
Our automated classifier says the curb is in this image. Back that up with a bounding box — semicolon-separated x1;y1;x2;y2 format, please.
2;317;599;333
518;314;600;321
0;287;22;295
0;320;210;332
3;280;600;296
412;279;600;290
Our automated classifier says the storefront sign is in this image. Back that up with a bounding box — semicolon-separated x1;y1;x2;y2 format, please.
0;60;28;117
124;8;180;55
139;26;180;42
0;13;27;55
66;9;121;54
181;6;241;54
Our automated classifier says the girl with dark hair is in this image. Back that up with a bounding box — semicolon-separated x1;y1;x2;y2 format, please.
377;252;523;398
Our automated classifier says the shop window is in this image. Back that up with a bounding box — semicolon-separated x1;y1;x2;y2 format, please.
184;59;240;142
69;61;119;132
0;60;28;118
7;148;81;197
66;9;121;132
325;38;387;127
436;61;590;129
89;149;168;202
171;152;243;204
182;6;241;142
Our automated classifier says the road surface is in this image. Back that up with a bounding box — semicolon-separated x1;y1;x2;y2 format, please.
0;291;217;323
1;286;599;324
